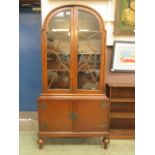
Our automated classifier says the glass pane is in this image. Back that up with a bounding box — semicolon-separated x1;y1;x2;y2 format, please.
47;10;71;89
78;71;99;90
78;10;100;31
77;10;101;90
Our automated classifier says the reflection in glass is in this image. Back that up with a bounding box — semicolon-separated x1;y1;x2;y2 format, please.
77;10;101;90
78;71;99;89
78;10;99;31
48;71;70;89
47;10;71;89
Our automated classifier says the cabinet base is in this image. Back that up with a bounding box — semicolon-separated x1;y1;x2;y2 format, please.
37;94;110;149
38;131;109;149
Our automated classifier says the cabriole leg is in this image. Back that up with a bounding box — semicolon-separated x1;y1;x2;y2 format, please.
37;138;45;149
102;137;109;149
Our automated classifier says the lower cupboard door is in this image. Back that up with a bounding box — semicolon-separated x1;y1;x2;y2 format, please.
38;100;72;131
74;100;109;132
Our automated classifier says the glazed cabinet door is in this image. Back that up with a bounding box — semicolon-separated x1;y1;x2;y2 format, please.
38;100;72;131
75;8;105;92
74;100;109;132
44;8;73;91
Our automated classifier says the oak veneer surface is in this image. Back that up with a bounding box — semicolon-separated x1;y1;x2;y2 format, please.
38;100;72;131
75;101;109;131
38;96;109;132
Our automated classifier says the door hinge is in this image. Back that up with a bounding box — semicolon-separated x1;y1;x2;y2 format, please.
100;101;109;109
99;123;108;129
39;103;47;110
40;123;48;130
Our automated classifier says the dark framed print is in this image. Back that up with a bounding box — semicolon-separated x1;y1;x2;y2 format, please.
114;0;135;35
111;41;135;72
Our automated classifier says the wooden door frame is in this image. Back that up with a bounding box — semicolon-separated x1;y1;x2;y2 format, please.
42;7;73;94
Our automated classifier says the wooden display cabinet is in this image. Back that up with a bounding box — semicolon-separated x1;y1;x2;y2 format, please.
37;5;110;149
106;83;135;139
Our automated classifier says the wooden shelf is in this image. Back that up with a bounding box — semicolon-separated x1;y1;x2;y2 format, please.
110;129;135;139
110;112;135;119
48;69;100;72
48;70;69;72
47;51;100;55
111;98;135;103
78;69;99;72
47;51;70;54
107;83;135;88
47;30;99;33
78;53;100;55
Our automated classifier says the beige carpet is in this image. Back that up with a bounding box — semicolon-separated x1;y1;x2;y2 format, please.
19;119;134;155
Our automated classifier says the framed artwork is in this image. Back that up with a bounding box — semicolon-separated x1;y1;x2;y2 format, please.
111;41;135;72
114;0;135;35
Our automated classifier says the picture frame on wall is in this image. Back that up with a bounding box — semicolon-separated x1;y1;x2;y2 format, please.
111;41;135;72
114;0;135;35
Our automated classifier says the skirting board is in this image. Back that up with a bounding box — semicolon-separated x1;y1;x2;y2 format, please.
19;111;37;120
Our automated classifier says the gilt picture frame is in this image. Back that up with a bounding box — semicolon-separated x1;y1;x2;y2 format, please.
111;41;135;72
114;0;135;35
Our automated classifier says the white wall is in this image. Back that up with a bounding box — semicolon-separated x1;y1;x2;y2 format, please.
41;0;134;45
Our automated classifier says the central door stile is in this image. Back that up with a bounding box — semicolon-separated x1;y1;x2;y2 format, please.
72;100;77;131
72;7;78;92
70;7;74;92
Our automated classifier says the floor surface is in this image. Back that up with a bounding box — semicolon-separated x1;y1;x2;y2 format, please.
19;119;135;155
